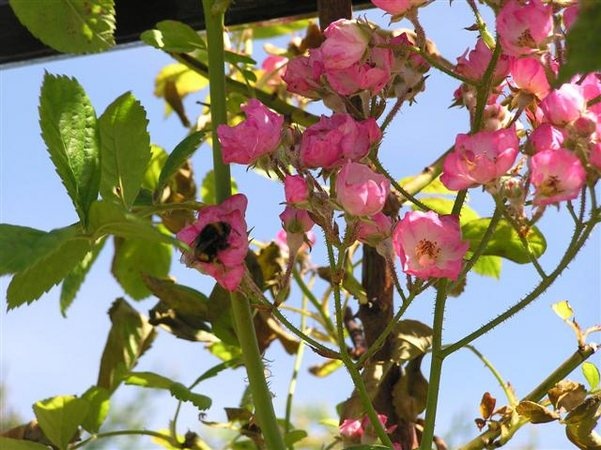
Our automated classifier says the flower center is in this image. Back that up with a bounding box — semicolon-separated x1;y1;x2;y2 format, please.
539;175;563;197
516;29;537;48
415;238;441;266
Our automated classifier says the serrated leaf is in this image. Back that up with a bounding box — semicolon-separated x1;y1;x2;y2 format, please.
557;1;601;84
391;320;433;363
200;170;238;204
415;197;479;225
60;238;105;316
97;298;157;393
0;438;50;450
33;395;89;450
9;0;115;54
170;382;212;410
552;300;574;321
583;363;600;391
462;218;546;264
143;145;168;192
124;371;174;389
0;224;49;275
7;234;91;309
141;20;206;52
111;235;172;300
98;92;150;208
471;255;502;279
158;131;205;191
80;386;110;434
515;400;560;424
38;73;100;224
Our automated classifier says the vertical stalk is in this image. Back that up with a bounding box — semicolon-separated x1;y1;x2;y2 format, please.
201;1;284;448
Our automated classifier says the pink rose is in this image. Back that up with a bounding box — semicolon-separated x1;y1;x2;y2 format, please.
261;55;287;87
357;212;392;245
456;38;512;85
371;0;428;16
530;149;586;205
282;55;323;99
321;19;370;70
300;113;382;169
177;194;249;291
540;83;586;127
335;161;390;216
441;127;520;190
339;418;363;441
563;4;579;31
217;99;284;165
510;57;550;99
284;175;310;203
529;123;565;153
392;211;469;281
496;0;553;56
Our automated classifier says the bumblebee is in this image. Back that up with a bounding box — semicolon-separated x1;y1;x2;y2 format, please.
193;221;232;262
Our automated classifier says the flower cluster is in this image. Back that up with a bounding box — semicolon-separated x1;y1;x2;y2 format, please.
340;414;400;447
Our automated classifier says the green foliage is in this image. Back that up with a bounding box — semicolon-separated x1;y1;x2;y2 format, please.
0;438;50;450
471;255;502;279
97;298;157;394
201;170;238;204
80;386;111;434
124;372;212;410
582;363;600;391
250;19;311;40
416;197;479;224
391;320;433;363
0;224;47;275
111;234;172;300
552;300;575;320
9;0;115;54
33;395;90;450
39;73;100;225
462;218;546;264
98;92;151;209
60;238;105;316
558;0;601;83
158;131;206;191
141;20;207;53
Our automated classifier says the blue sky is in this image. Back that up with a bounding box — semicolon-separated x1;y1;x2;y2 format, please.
1;3;600;449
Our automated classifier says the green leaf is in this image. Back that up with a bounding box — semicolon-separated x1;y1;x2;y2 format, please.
143;145;168;192
415;197;479;224
98;92;151;208
462;218;546;264
224;51;256;66
583;363;600;391
250;19;311;40
124;372;212;410
111;234;172;300
0;438;49;450
9;0;115;54
557;1;601;84
88;200;181;246
515;400;560;424
399;175;453;196
158;131;205;191
7;233;91;309
308;359;343;377
552;300;575;320
80;386;110;434
141;20;206;52
471;255;502;279
97;298;157;394
33;395;89;450
200;170;238;204
39;73;100;224
0;224;47;275
284;429;308;446
60;238;105;316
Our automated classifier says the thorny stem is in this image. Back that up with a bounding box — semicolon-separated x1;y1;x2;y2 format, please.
380;97;404;133
408;45;476;86
201;1;284;448
293;268;336;337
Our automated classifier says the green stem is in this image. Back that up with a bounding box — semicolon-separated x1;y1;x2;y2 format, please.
72;429;174;449
419;280;448;450
408;45;476;86
202;1;284;448
293;268;336;337
472;37;502;132
464;344;517;406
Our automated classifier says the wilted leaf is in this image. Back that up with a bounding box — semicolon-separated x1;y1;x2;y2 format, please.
80;386;110;434
474;418;487;431
564;394;601;450
256;243;284;290
254;310;300;355
309;359;343;377
98;92;150;208
9;0;115;53
516;400;560;424
33;395;89;450
97;298;157;393
548;380;587;411
390;320;433;363
393;355;428;421
480;392;496;420
154;63;208;120
38;73;100;224
462;219;546;264
583;363;601;391
552;300;575;321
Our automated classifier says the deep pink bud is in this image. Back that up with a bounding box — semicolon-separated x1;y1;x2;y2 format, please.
279;206;314;234
282;55;323;99
529;123;565;153
530;148;586;205
217;99;284;165
261;55;287;87
392;211;469;281
540;83;586;126
300;114;381;169
321;19;370;70
496;0;553;56
339;418;363;441
371;0;428;16
441;127;520;190
563;4;579;31
456;38;512;84
177;194;249;291
335;161;390;216
510;57;550;99
284;175;310;203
